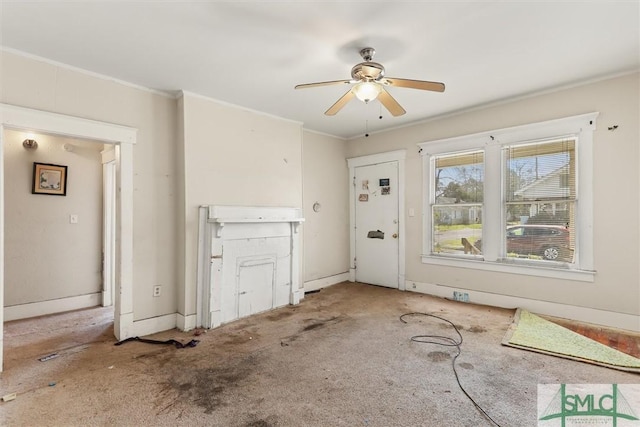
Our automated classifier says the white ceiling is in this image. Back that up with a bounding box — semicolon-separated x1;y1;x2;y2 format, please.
1;1;638;139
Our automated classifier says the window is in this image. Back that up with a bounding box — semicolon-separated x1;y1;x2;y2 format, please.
504;139;575;262
419;113;597;281
432;151;483;257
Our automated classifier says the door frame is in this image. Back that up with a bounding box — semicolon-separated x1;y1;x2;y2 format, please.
347;150;406;290
0;103;137;371
102;150;117;307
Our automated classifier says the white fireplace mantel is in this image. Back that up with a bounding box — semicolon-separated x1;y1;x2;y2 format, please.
197;206;305;329
207;205;304;236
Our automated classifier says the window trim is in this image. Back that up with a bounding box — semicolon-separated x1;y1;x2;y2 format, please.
418;112;598;281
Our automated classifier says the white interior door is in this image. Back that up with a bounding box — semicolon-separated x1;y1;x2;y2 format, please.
354;161;399;288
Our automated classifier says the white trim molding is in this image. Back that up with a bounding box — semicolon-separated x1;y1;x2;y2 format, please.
421;256;595;282
418;112;598;280
197;206;305;329
2;47;174;99
0;103;137;372
347;150;407;290
177;313;197;331
180;90;303;127
304;272;349;293
4;293;102;322
408;280;640;333
0;103;137;144
132;314;178;338
347;149;408;168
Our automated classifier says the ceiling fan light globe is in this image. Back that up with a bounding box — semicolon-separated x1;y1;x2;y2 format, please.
353;82;382;103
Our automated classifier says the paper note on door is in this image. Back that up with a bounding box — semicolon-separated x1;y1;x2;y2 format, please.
359;194;369;202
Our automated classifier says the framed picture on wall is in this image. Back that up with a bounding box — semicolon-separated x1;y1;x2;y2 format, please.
32;162;68;196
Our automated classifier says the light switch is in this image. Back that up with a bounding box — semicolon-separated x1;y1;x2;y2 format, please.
70;214;78;224
408;208;415;217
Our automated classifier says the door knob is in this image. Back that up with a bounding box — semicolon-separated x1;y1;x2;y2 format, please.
392;233;398;239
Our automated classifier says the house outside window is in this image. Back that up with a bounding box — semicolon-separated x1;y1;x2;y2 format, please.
503;138;576;262
431;151;483;257
419;113;597;282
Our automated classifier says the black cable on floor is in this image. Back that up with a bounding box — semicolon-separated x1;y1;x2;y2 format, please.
400;312;503;427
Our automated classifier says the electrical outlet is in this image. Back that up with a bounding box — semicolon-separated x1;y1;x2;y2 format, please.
453;291;469;302
153;285;161;297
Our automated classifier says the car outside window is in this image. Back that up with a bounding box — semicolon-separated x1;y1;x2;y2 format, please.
504;138;576;263
419;112;597;281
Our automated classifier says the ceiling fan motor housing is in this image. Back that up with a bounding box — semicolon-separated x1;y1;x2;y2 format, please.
351;61;385;81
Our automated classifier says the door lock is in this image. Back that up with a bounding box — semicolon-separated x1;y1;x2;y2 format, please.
392;233;398;239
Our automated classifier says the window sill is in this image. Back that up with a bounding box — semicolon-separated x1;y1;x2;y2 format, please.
421;255;595;282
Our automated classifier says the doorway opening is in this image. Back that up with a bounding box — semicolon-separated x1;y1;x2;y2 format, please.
0;103;136;371
3;131;111;320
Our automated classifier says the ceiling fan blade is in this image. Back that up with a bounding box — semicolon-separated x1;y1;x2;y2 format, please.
295;79;352;89
377;88;406;117
325;90;356;116
381;77;445;92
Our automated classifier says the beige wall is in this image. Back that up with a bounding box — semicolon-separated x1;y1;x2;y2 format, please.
302;131;350;282
9;46;634;330
3;130;102;306
347;72;640;316
179;93;304;316
1;51;179;321
0;51;350;329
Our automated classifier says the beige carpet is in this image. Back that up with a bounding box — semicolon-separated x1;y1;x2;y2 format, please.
502;308;640;373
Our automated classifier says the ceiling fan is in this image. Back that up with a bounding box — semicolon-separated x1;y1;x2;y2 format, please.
295;47;445;117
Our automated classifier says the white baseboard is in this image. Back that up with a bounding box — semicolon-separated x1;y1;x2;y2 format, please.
291;289;302;304
115;312;134;341
304;272;349;293
408;280;640;333
4;293;102;321
132;313;177;337
177;313;197;331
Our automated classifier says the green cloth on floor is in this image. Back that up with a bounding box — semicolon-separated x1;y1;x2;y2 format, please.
507;309;640;369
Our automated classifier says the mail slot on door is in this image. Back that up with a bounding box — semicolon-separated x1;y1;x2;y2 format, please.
367;230;384;239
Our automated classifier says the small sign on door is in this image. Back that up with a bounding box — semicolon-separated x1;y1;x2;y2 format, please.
359;194;369;202
381;186;391;195
379;178;390;186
